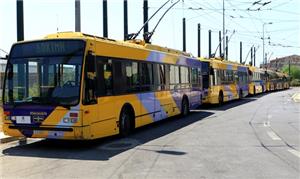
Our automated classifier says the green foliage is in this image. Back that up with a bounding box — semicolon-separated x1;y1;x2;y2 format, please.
282;65;300;80
290;79;300;86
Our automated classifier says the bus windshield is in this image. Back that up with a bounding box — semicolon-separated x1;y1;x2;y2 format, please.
3;40;85;106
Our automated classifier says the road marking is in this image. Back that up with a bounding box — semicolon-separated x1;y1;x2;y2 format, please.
288;149;300;158
263;121;271;127
267;131;281;141
292;93;300;103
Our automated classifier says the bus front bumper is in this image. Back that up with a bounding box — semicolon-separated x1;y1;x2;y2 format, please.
3;123;90;140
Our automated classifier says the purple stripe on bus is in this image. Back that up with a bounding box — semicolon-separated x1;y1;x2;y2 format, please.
136;92;167;122
146;51;166;63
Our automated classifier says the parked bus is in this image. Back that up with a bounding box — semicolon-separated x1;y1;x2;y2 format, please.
200;58;249;104
265;70;278;91
2;32;203;140
248;66;266;95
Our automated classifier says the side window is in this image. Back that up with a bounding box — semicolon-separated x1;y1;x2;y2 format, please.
140;63;153;91
170;65;179;89
191;67;198;84
83;53;97;104
125;61;139;92
180;66;189;84
96;58;113;96
113;60;127;94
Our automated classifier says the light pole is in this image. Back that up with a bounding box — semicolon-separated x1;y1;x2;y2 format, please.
262;22;272;67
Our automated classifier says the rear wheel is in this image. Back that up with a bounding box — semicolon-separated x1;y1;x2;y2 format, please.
181;97;190;116
119;108;132;137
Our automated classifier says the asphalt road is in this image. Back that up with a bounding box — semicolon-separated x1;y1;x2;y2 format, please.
1;88;299;179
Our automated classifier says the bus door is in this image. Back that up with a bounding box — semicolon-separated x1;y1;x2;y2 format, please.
139;63;157;122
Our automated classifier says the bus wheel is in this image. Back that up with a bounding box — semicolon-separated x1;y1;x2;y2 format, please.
119;108;132;137
253;86;256;95
181;97;190;116
218;92;224;105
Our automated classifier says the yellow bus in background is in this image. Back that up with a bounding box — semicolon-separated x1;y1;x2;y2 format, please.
2;32;203;140
248;66;266;95
200;58;249;104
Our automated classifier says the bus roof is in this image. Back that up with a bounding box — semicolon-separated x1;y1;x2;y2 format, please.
44;32;193;58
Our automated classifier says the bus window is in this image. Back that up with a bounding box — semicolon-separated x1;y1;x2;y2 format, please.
83;53;97;104
96;58;113;96
140;63;153;91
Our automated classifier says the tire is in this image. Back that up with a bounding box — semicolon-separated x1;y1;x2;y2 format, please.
119;108;132;137
181;97;190;116
218;92;224;105
253;86;256;95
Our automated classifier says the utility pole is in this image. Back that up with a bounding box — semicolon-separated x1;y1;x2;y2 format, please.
103;0;108;37
143;0;149;36
17;0;24;41
222;0;225;59
225;35;228;60
240;41;242;64
254;47;256;67
208;30;212;58
219;31;222;57
263;22;272;67
289;59;291;76
183;18;186;52
75;0;81;32
197;23;201;57
124;0;128;40
16;0;27;145
251;46;253;65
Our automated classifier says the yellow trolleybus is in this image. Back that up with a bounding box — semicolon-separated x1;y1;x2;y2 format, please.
248;66;266;95
200;58;249;104
2;32;203;140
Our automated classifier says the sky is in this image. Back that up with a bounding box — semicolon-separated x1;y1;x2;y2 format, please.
0;0;299;66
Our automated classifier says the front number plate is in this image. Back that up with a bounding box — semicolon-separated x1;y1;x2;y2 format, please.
16;116;31;124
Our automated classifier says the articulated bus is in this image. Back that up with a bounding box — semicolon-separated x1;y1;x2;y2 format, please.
248;66;266;95
2;32;203;140
200;58;249;104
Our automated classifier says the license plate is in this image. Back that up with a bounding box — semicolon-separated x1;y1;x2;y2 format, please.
16;116;31;124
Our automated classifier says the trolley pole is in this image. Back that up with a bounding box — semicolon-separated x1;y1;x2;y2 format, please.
124;0;128;40
75;0;81;32
103;0;108;37
208;30;212;58
197;23;201;57
183;18;186;52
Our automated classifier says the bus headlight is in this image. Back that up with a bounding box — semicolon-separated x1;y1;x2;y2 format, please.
63;117;78;123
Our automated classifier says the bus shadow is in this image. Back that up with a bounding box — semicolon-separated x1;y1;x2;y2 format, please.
201;98;256;111
201;92;270;111
2;111;213;161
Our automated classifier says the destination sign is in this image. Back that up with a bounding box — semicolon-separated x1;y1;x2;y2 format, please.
10;40;85;58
